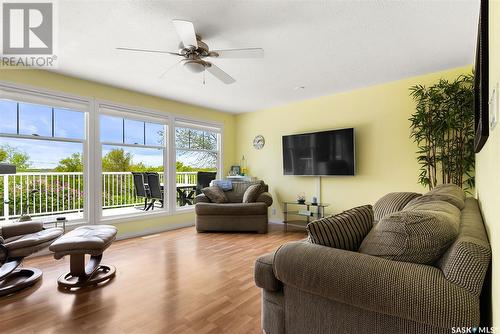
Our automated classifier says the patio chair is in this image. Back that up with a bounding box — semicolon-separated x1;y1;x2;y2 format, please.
132;172;150;210
145;172;164;210
196;171;217;195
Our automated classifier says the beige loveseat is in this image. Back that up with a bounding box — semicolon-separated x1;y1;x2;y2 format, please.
254;186;491;333
194;180;273;233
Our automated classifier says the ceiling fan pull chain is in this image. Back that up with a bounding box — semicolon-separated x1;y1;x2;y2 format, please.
203;69;206;85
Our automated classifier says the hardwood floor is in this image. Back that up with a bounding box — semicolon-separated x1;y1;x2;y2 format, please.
0;223;306;334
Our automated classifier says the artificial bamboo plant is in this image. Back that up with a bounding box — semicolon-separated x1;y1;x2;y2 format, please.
409;74;475;191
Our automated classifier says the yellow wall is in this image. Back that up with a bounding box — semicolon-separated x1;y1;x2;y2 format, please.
0;69;237;237
235;66;472;220
476;0;500;325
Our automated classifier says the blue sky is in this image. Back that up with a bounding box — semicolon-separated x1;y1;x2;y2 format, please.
0;101;164;169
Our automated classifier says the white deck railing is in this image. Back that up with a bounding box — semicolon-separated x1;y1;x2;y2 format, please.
0;171;198;220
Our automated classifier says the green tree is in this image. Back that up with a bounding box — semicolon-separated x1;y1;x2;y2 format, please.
102;148;133;172
0;148;7;162
176;161;195;172
175;128;218;169
55;153;83;172
0;144;31;171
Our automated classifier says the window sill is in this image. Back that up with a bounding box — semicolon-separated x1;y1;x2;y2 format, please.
175;206;195;213
6;206;196;229
100;206;194;225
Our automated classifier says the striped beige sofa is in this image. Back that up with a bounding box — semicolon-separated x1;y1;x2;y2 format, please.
254;185;491;334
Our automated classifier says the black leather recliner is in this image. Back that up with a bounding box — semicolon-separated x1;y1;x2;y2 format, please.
0;221;63;296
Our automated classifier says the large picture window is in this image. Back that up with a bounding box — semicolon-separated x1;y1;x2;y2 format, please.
99;112;167;218
0;83;224;225
0;99;87;222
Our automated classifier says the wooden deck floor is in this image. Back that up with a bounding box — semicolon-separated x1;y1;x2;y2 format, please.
0;224;306;334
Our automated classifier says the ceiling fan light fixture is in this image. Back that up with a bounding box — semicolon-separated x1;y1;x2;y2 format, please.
183;59;205;73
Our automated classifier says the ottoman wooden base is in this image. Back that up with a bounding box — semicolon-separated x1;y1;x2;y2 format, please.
57;254;116;289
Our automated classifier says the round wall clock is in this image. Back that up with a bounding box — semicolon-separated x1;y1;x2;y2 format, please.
253;135;265;150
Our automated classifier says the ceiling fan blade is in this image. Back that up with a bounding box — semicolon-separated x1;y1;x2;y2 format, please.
172;19;198;48
206;63;236;84
159;60;182;78
210;48;264;58
117;47;180;56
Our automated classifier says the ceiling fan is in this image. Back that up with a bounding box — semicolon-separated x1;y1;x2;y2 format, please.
117;20;264;84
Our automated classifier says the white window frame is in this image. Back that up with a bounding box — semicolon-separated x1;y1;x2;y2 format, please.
96;101;170;222
0;81;224;225
174;119;223;211
0;82;92;224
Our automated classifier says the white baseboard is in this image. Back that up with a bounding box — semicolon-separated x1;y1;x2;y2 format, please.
268;218;284;224
116;221;195;240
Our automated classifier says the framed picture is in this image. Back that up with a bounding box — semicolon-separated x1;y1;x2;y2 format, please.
230;165;241;175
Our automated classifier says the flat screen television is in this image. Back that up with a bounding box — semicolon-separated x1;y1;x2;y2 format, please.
474;0;489;153
282;128;355;176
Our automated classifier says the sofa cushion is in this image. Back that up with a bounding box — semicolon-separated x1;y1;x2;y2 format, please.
243;184;262;203
405;184;465;210
306;205;373;251
0;221;43;239
202;186;229;203
373;192;422;222
359;205;460;264
195;202;268;215
5;227;63;251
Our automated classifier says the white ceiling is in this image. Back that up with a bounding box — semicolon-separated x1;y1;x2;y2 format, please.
52;0;479;113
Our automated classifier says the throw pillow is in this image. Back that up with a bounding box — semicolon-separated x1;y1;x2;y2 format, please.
359;206;460;264
403;199;460;216
405;184;465;210
242;184;261;203
202;186;229;204
306;205;374;251
211;179;233;191
373;192;422;222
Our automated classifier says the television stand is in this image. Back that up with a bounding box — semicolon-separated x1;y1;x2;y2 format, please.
283;201;329;231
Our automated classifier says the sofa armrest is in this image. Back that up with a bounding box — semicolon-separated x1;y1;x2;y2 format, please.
255;251;282;292
1;221;44;239
273;241;479;328
194;194;210;204
256;192;273;207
